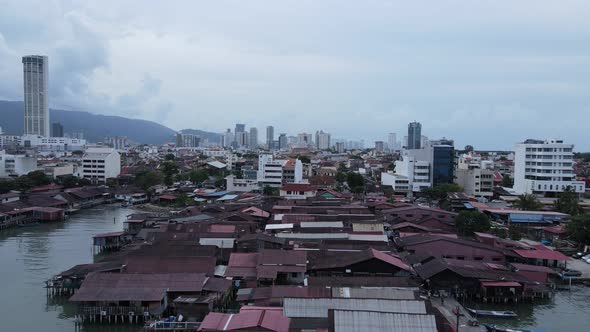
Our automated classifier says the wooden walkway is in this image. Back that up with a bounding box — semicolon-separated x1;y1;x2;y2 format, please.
430;296;484;332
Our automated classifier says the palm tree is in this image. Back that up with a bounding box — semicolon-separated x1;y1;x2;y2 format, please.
513;194;543;211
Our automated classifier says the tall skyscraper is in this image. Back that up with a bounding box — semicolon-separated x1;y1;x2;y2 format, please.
278;133;287;150
23;55;49;137
407;121;422;149
249;127;258;149
235;124;245;134
51;122;63;137
388;133;397;152
266;126;274;148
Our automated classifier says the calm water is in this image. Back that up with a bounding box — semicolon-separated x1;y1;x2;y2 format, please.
0;205;140;332
1;206;589;331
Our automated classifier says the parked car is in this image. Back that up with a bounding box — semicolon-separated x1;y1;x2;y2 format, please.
562;269;582;277
572;252;585;259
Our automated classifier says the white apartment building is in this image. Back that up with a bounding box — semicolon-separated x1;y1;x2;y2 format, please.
225;175;260;192
315;130;331;150
257;154;303;187
21;135;86;151
0;151;38;177
80;148;121;184
455;155;494;199
514;139;585;195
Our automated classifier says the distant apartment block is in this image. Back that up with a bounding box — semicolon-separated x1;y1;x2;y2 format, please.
81;148;121;184
514;139;585;195
407;121;421;149
0;151;38;177
51;123;64;137
455;154;494;199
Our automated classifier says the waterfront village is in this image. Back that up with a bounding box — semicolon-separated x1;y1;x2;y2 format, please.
2;120;590;332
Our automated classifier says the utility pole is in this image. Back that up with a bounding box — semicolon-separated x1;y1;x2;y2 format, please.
455;305;463;332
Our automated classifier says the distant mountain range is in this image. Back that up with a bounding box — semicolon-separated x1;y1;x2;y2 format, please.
0;100;221;144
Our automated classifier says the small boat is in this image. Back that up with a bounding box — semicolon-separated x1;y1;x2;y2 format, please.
467;308;517;318
484;325;530;332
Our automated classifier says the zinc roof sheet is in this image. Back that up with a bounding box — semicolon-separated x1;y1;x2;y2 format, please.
332;310;437;332
283;298;426;318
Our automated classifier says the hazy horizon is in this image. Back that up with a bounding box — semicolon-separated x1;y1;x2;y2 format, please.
1;1;589;150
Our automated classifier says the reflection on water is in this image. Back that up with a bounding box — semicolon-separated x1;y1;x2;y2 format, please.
1;205;589;331
0;205;140;332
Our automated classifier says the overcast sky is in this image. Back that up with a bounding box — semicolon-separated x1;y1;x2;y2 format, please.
1;0;589;150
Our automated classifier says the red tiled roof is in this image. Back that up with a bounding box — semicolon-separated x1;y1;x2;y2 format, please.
209;224;236;233
228;253;258;268
513;246;570;261
280;183;317;192
159;194;177;200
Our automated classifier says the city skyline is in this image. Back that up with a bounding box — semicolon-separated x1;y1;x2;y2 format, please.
1;1;590;150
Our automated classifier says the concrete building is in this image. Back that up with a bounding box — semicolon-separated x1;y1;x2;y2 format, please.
456;155;494;199
335;142;345;153
278;134;288;150
375;141;385;153
225;175;260;192
266;126;274;149
315;130;331;150
0;151;38;177
407;122;421;149
249;127;258;149
176;133;200;148
20;135;86;152
297;133;313;147
257;154;284;187
514;139;585;195
388;133;397;152
23;55;49;137
105;136;130;150
81;148;121;184
51;123;64;137
222;129;233;148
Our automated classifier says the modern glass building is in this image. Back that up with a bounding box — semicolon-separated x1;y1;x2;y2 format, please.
407;122;421;149
23;55;49;137
432;145;455;186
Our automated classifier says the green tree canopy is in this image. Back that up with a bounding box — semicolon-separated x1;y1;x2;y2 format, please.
555;186;581;216
346;172;364;189
513;194;543;211
263;185;279;196
566;213;590;246
161;161;179;186
501;175;513;187
188;170;210;184
422;183;462;201
164;153;176;161
26;170;51;187
134;170;163;190
455;210;491;236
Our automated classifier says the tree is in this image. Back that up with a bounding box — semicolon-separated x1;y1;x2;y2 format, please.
161;161;179;186
335;172;347;184
188;170;210;184
296;155;311;164
346;173;364;189
555;186;581;216
455;210;491;236
422;183;462;202
0;180;17;194
501;175;514;187
165;153;176;161
566;214;590;246
263;185;279;196
134;170;163;190
26;170;51;187
513;194;543;211
508;225;522;240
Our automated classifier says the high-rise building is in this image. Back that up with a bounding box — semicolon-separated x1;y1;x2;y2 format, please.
407;121;421;149
335;142;345;153
297;133;313;147
388;133;397;152
235;124;245;134
23;55;49;137
278;133;288;150
249;127;258;149
51;123;64;137
375;141;385;153
176;133;200;148
223;129;233;148
315;130;331;150
266;126;274;148
514;139;585;195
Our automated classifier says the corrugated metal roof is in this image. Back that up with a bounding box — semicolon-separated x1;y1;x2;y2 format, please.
283;298;426;318
332;310;437;332
275;233;349;239
266;223;294;230
199;238;235;248
300;221;344;228
331;287;417;300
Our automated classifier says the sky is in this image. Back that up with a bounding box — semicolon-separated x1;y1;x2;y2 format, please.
0;0;589;150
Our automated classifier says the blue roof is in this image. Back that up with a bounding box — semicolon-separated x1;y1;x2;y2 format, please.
204;191;228;197
509;213;546;223
463;203;474;209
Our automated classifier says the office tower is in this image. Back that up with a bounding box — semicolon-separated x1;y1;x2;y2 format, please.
514;139;585;195
407;121;421;149
51;123;64;137
388;133;397;151
278;133;287;150
335;142;345;153
235;124;245;134
223;129;233;148
23;55;49;136
315;130;331;150
375;141;385;153
249;127;258;149
297;133;313;147
266;126;274;148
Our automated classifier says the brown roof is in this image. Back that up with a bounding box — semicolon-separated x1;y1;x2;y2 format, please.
280;183;317;192
123;256;216;275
